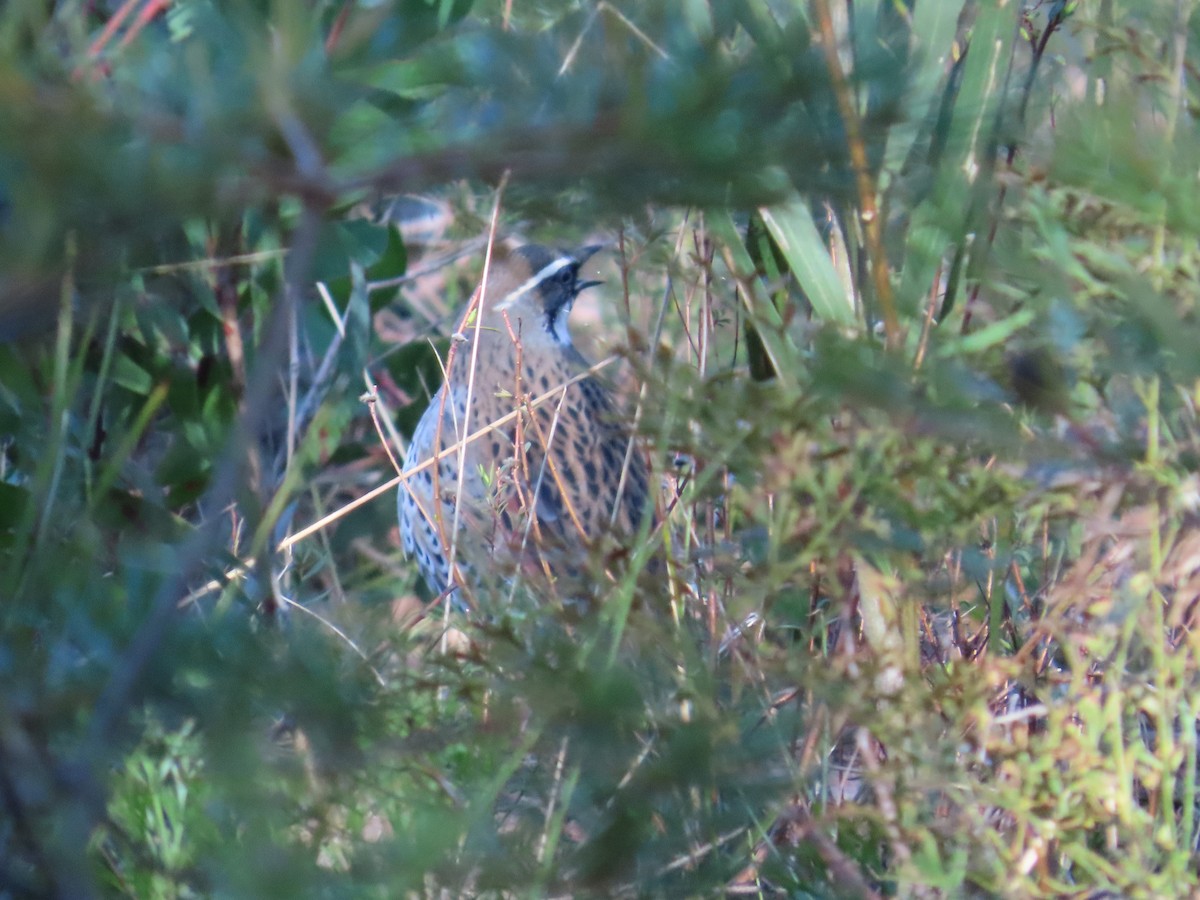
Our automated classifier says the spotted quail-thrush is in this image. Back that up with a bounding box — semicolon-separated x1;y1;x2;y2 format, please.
398;243;651;597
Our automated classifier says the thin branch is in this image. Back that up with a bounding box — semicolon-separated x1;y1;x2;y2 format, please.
278;595;385;687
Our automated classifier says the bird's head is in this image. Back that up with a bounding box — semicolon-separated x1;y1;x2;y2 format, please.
476;243;603;347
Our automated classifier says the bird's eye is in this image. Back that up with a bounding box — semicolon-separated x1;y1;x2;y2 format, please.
558;267;576;286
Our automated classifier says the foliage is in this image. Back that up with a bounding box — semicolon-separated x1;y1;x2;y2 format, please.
3;0;1200;897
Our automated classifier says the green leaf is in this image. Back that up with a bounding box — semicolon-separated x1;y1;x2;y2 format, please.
879;0;964;179
311;220;389;285
387;338;449;436
934;309;1035;357
112;353;154;395
758;198;856;325
895;3;1015;316
367;226;408;312
0;482;29;531
341;261;372;381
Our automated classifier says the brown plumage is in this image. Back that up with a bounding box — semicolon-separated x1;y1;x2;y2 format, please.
398;243;651;598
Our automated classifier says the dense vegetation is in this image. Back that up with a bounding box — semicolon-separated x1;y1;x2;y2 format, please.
3;0;1200;896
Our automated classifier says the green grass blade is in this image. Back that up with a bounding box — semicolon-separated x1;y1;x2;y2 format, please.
758;198;857;326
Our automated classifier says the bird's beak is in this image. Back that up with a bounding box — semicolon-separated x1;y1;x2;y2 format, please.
575;244;606;264
574;245;605;293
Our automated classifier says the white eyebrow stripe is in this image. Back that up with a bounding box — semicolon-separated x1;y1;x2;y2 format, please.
494;256;574;311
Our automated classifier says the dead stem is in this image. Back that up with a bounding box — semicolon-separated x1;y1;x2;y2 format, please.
440;174;510;595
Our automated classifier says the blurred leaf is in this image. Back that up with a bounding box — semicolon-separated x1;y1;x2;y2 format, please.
388;336;450;436
935;308;1035;357
111;353;154;395
880;0;963;177
759;197;857;325
895;2;1014;315
312;220;388;285
341;261;372;380
0;482;28;532
367;226;407;311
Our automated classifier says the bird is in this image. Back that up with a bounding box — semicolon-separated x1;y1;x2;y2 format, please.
398;242;652;600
